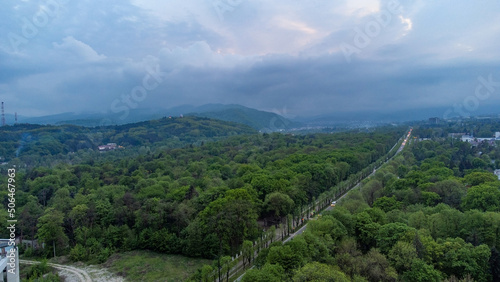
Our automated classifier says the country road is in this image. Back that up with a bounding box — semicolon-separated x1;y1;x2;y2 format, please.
283;128;412;243
236;128;413;281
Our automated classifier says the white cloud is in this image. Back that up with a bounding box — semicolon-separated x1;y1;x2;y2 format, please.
52;36;106;62
399;15;413;34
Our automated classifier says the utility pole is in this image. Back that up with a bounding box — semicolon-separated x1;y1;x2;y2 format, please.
1;102;5;126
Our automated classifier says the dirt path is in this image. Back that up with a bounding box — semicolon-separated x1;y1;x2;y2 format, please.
81;265;124;282
20;259;92;282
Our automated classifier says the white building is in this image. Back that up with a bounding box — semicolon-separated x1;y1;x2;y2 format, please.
98;143;118;151
461;135;474;142
0;240;19;282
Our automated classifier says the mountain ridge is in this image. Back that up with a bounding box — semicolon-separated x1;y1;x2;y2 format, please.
12;104;299;131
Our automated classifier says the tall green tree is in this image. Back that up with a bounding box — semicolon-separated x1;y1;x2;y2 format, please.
242;240;254;269
37;208;68;257
462;184;500;212
18;195;43;241
400;259;441;282
242;263;284;282
267;245;304;278
265;192;294;223
293;262;349;282
199;188;259;257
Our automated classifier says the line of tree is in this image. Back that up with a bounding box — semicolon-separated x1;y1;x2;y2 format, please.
239;130;500;281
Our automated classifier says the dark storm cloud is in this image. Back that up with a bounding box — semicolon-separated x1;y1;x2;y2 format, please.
1;0;500;119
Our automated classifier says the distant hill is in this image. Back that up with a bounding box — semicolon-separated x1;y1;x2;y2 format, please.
17;108;168;127
183;104;300;131
13;104;300;131
0;116;256;163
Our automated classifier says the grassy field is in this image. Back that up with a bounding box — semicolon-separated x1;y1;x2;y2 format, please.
105;250;212;281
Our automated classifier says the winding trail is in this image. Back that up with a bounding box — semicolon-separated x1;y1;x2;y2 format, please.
20;259;93;282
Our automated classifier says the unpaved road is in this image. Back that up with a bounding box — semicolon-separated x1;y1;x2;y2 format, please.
20;259;124;282
21;259;92;282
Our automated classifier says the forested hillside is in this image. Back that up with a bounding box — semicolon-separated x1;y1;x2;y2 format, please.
0;116;256;167
241;130;500;281
186;104;300;131
0;127;403;269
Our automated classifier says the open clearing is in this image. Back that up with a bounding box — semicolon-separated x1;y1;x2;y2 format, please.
104;250;212;281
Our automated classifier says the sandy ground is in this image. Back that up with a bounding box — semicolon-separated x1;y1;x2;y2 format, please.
79;265;124;282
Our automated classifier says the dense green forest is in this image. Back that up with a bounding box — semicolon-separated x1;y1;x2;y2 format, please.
0;125;403;273
240;129;500;281
9;116;500;281
0;116;256;167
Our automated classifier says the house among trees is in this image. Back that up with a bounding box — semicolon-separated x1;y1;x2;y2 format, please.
455;132;500;146
98;143;118;151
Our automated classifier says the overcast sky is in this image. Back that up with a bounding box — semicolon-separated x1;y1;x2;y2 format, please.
1;0;500;119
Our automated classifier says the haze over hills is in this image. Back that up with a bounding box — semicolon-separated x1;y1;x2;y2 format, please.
10;104;300;132
183;104;302;132
11;102;500;132
298;108;448;127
